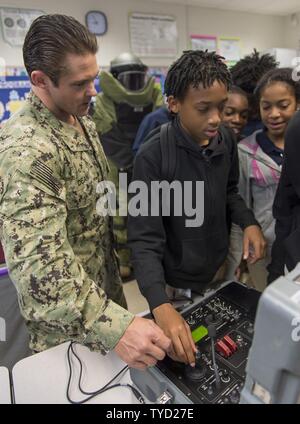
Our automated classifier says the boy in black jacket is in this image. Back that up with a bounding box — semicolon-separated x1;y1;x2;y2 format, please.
128;51;266;367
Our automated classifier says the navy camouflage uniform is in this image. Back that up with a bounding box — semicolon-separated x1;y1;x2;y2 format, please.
0;92;134;354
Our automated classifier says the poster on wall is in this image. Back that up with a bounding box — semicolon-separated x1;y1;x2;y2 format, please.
218;36;241;64
0;7;44;47
129;12;178;57
0;76;31;125
190;35;217;52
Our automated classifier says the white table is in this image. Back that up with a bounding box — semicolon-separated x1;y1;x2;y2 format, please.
12;342;140;404
0;367;11;404
10;294;212;404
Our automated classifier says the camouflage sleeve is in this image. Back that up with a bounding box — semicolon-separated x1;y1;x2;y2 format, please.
0;154;134;354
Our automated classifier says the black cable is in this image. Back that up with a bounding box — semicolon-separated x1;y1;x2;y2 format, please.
66;342;145;404
68;342;128;397
69;342;127;396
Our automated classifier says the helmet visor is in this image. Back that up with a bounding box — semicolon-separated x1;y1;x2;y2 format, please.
117;71;148;91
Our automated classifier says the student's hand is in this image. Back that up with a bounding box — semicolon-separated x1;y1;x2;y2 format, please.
114;316;171;370
152;303;197;366
243;225;267;264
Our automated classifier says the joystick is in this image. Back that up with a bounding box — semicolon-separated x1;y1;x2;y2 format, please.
205;313;220;326
184;351;207;381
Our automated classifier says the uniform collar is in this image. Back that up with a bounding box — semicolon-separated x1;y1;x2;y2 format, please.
256;129;283;155
28;92;109;176
28;91;92;151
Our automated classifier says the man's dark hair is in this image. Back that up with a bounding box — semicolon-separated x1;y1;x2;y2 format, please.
230;49;278;94
254;67;300;103
164;50;232;100
23;14;98;86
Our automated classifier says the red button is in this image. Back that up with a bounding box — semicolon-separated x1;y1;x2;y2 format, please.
223;335;238;352
216;340;231;358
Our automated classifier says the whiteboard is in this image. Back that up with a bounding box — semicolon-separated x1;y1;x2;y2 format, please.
129;13;178;57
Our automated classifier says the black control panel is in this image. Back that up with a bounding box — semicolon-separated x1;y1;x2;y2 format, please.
155;282;260;404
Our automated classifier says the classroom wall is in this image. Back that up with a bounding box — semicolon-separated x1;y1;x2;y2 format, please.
0;0;186;68
187;6;286;57
284;12;300;52
0;0;291;69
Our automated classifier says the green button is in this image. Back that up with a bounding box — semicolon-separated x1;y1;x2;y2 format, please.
191;325;208;343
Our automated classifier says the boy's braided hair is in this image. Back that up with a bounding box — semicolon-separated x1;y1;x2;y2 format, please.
164;50;232;100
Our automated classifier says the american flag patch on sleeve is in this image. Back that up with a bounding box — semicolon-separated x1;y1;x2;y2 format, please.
29;159;62;196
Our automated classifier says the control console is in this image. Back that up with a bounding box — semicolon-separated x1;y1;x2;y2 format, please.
131;281;260;404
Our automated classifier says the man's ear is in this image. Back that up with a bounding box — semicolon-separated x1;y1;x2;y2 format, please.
30;70;49;89
167;96;180;114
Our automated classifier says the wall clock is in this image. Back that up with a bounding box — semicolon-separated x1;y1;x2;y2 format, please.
85;11;107;36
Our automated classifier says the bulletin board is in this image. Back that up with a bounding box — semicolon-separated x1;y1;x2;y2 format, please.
218;36;241;64
129;12;178;57
0;7;44;47
0;76;30;125
0;75;102;125
190;35;217;52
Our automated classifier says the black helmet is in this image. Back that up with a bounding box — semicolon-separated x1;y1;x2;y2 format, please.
110;52;148;91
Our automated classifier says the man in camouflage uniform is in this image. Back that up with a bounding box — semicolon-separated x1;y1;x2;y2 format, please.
0;14;170;369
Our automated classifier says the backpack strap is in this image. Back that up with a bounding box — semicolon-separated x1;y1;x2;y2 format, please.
160;122;177;181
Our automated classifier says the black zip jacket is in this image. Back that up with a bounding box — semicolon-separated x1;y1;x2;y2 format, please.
128;119;258;311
